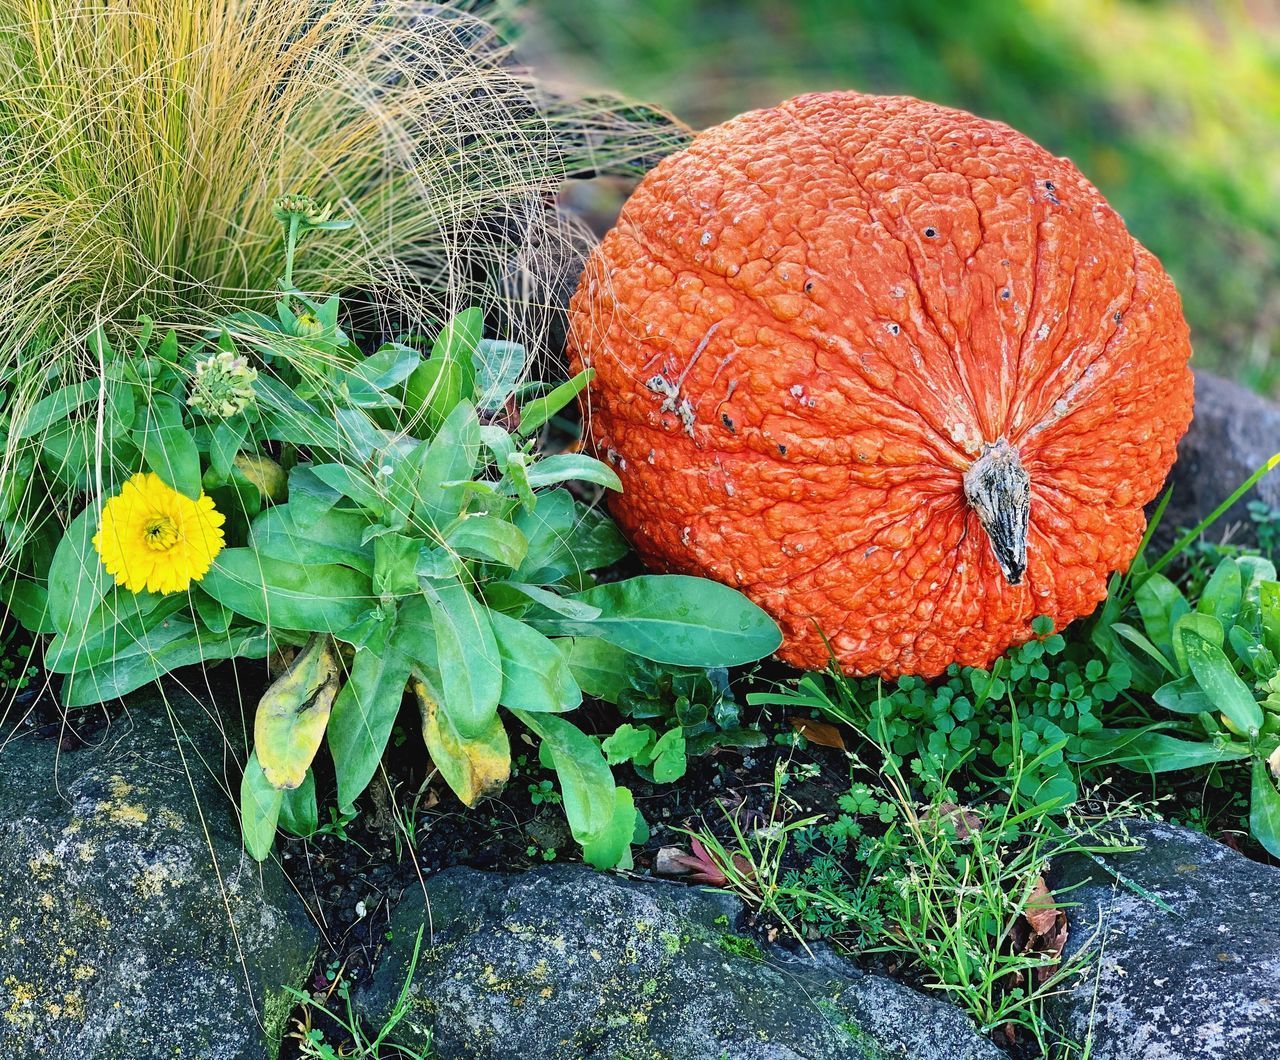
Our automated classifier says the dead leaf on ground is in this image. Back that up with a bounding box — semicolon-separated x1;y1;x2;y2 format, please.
931;801;983;840
788;716;846;750
1016;876;1069;983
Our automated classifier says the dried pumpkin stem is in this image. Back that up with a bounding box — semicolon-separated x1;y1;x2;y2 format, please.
964;439;1030;586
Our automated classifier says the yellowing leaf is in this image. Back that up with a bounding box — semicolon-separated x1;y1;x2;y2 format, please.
255;634;341;789
415;677;510;807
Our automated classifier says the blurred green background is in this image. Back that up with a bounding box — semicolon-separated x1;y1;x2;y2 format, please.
519;0;1280;396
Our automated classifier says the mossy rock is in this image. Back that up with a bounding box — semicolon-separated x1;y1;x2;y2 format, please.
358;864;1001;1060
0;686;316;1058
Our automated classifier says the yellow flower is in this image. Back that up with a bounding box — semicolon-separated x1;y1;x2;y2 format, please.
92;473;226;594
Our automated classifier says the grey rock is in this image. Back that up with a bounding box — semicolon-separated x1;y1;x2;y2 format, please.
1159;371;1280;546
359;863;1002;1060
0;687;317;1059
1046;818;1280;1060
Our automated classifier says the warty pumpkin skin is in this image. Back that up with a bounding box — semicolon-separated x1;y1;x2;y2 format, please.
567;92;1194;677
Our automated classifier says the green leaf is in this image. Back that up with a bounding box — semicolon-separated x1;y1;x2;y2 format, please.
1261;581;1280;660
511;492;627;583
415;401;481;530
1152;674;1216;715
529;575;782;667
1250;757;1280;859
45;590;184;673
1111;623;1177;677
47;505;113;637
602;723;653;765
200;550;374;633
1183;628;1263;733
1198;558;1243;632
15;379;101;439
62;623;269;707
328;622;414;813
489;611;581;713
250;504;375;575
649;727;687;783
278;770;319;837
525;454;621;492
559;636;630;704
444;516;528;570
138;394;202;499
581;786;637;870
425;582;502;738
241;751;283;861
404;309;482;434
373;533;422;598
473;339;527;411
1081;728;1251;773
1134;572;1190;664
209;418;251;483
514;710;616;844
516;369;593;437
486;581;602;621
1172;611;1224;673
343;343;420;408
311;463;386;518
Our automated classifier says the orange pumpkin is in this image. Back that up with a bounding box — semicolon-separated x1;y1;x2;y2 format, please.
568;92;1193;677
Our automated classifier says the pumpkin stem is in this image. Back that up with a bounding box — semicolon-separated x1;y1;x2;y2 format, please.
964;439;1030;586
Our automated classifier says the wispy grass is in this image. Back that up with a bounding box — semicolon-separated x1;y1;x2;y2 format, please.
0;0;683;560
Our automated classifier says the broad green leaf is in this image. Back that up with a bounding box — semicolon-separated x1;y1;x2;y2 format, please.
328;618;413;812
251;504;375;575
62;623;269;707
14;379;101;439
1250;757;1280;859
602;723;652;764
343;343;420;407
1261;581;1280;660
193;588;233;634
138;394;201;499
404;309;482;434
286;465;342;528
473;339;527;411
3;579;54;634
559;636;631;704
425;581;502;738
278;770;319;837
209;418;251;483
487;581;602;621
200;550;374;633
373;533;422;598
1135;572;1189;664
256;376;343;450
312;463;386;518
444;516;528;570
1172;612;1223;673
525;453;621;492
415;401;481;529
417;677;510;807
1198;558;1243;632
1153;675;1216;715
529;575;782;667
649;727;687;783
1080;728;1251;773
489;611;581;713
1111;623;1177;677
254;635;341;790
46;590;184;673
511;493;627;584
1183;628;1263;734
241;751;283;861
47;506;112;637
581;786;637;870
514;710;615;843
516;369;593;437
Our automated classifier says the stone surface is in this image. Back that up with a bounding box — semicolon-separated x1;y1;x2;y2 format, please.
1159;371;1280;546
1047;818;1280;1060
359;863;1002;1060
0;686;317;1059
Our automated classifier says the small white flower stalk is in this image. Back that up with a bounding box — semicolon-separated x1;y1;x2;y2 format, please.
187;349;258;418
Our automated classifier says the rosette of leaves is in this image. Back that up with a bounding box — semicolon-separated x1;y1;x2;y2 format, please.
1086;553;1280;855
201;301;780;868
597;658;765;783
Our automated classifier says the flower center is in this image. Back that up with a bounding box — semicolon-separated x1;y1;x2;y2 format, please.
142;516;179;551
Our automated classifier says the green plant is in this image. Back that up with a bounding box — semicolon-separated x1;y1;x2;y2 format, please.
0;0;681;573
599;658;765;783
750;617;1130;811
1087;551;1280;855
16;211;782;870
288;926;432;1059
